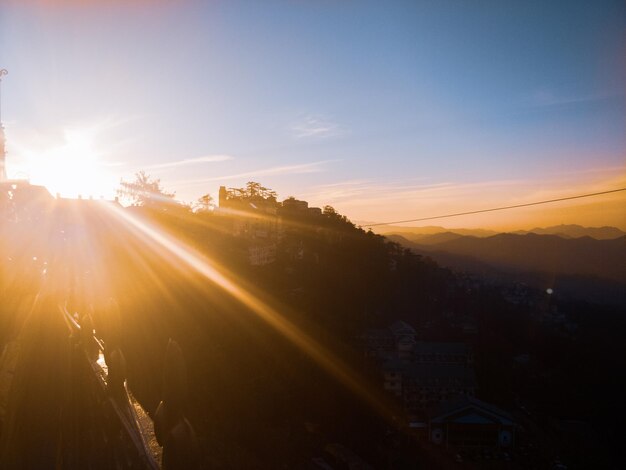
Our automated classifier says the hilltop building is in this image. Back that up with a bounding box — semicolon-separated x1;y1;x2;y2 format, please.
218;185;280;238
217;186;323;266
217;185;281;266
281;196;308;212
278;196;322;218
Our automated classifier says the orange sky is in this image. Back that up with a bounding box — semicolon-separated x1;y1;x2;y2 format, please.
330;167;626;231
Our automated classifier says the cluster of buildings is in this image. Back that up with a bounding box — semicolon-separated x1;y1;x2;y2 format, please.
365;321;476;410
364;321;516;450
217;186;322;266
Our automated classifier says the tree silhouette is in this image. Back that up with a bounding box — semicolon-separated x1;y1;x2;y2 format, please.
323;205;337;217
117;171;175;207
226;182;277;201
195;193;213;212
246;181;262;198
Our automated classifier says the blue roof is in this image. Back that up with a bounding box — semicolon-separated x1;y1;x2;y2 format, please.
430;398;515;425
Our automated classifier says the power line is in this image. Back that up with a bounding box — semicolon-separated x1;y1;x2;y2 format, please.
361;187;626;228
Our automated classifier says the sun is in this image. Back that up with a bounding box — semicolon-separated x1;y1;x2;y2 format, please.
27;127;118;199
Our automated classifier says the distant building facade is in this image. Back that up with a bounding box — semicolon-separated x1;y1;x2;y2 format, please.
364;321;476;412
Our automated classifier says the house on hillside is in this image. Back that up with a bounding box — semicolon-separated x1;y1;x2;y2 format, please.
278;196;323;264
364;320;417;358
427;398;516;449
412;341;474;366
365;320;477;412
364;321;473;366
390;320;417;358
383;359;477;409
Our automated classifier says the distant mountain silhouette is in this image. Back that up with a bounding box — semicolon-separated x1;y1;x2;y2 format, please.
389;232;625;282
387;234;503;274
366;224;498;237
388;232;626;305
371;223;625;240
388;231;465;245
442;233;623;280
511;224;625;240
382;224;626;300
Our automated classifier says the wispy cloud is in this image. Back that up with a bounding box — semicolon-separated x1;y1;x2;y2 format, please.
176;160;336;185
524;89;622;108
303;169;626;230
146;154;233;170
302;178;546;214
291;115;344;139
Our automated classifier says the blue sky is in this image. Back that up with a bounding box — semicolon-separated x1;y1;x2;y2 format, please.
1;0;624;228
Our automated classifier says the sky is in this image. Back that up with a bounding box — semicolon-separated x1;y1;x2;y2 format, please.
1;0;624;229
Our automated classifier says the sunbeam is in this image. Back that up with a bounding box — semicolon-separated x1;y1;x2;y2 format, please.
101;202;398;420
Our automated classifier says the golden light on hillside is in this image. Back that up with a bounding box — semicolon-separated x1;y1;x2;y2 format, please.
101;203;396;419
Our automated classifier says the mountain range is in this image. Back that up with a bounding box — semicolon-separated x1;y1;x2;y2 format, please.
386;226;626;305
511;224;626;240
369;223;625;240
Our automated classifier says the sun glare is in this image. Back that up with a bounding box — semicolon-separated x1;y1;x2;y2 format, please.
27;128;118;199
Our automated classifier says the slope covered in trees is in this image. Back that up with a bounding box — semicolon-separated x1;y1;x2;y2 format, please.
3;177;625;468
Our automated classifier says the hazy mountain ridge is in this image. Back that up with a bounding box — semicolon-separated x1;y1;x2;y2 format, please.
511;224;626;240
387;232;626;305
361;224;499;237
391;231;465;245
373;223;625;241
432;233;625;282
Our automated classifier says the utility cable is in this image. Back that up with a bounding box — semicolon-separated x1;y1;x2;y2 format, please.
361;187;626;227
